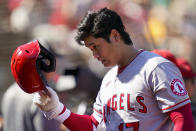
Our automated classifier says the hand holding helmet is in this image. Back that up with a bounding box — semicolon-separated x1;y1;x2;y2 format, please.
33;86;66;120
10;40;69;121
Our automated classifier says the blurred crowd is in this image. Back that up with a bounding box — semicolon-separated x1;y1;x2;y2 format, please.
0;0;196;130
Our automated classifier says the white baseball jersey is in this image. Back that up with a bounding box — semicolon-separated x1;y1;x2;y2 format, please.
92;50;190;131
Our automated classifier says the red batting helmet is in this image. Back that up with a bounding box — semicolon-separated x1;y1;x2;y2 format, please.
10;40;56;93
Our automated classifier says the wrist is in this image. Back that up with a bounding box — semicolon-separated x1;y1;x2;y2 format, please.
55;105;71;122
43;102;65;120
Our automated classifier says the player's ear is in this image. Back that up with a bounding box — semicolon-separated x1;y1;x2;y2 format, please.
109;29;120;43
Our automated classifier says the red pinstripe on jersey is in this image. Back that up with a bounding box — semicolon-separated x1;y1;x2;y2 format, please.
162;98;190;111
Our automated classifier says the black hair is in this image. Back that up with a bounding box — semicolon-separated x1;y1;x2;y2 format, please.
75;8;133;45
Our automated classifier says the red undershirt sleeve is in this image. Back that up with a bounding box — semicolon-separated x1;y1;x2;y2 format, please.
61;103;196;131
168;103;195;131
63;112;94;131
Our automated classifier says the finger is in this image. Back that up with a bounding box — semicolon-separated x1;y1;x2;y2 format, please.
43;87;51;97
37;89;50;98
35;103;45;111
34;91;51;105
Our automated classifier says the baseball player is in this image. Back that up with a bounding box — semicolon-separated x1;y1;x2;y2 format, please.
176;58;196;99
12;8;194;131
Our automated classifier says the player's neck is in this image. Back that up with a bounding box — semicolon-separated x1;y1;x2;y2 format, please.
118;46;139;68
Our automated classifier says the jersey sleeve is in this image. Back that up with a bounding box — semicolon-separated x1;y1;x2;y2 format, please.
149;62;191;113
91;90;104;125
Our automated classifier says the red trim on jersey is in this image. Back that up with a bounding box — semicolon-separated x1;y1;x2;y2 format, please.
106;81;111;88
118;66;127;74
94;108;102;115
168;103;195;131
63;112;93;131
118;50;144;74
58;105;66;116
90;114;99;127
162;98;190;110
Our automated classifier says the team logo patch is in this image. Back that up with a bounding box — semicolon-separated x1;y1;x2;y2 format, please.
170;79;187;96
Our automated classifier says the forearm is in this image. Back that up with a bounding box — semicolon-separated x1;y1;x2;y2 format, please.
63;112;94;131
44;103;95;131
169;103;195;131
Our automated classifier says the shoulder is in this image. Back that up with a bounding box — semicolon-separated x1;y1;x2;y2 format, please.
138;50;177;71
2;82;33;103
129;50;182;83
2;83;18;100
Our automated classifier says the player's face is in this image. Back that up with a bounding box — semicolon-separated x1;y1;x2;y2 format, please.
84;35;119;67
